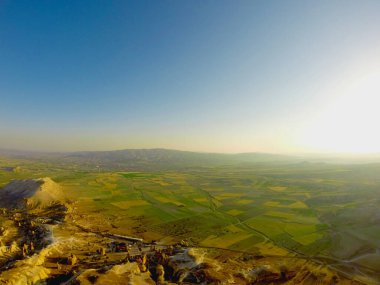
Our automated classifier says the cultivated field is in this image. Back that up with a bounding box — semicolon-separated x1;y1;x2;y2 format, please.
1;154;379;283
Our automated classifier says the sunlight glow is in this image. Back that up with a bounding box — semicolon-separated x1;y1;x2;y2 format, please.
300;72;380;153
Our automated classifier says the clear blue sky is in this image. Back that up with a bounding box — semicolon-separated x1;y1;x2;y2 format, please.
1;0;380;153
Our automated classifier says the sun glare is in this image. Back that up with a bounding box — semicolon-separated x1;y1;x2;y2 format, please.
301;72;380;153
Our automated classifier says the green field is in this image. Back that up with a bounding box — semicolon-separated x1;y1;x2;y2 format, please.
1;153;380;282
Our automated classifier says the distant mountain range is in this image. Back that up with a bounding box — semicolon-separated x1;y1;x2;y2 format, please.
1;148;379;171
0;148;300;170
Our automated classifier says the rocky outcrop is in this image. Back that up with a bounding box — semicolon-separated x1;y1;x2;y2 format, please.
76;262;155;285
0;247;50;285
0;178;63;210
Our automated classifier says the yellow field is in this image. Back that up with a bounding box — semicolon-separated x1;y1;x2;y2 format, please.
215;193;244;200
254;242;289;256
151;178;171;186
269;186;288;192
292;232;323;245
201;232;252;248
111;200;150;209
234;199;252;205
264;200;308;209
225;224;243;233
264;201;280;207
227;209;244;216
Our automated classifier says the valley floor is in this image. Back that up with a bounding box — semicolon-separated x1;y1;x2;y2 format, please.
0;156;379;284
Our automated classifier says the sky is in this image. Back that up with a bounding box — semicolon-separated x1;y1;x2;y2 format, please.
1;0;380;153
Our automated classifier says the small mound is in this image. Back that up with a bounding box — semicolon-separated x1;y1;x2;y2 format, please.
0;177;63;209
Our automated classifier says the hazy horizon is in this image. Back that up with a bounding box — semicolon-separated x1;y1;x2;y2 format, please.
1;1;380;153
3;146;380;159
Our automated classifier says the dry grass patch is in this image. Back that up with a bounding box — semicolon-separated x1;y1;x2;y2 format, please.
111;200;149;209
201;232;252;248
227;209;244;216
269;186;288;192
234;199;252;205
288;201;308;209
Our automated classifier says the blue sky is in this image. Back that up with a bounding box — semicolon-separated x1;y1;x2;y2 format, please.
1;0;380;153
